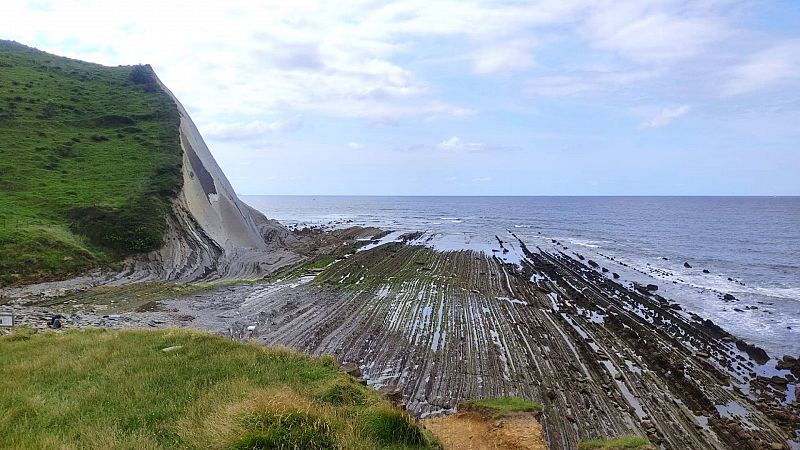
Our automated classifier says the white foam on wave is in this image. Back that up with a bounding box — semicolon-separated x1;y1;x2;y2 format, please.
621;257;800;302
566;238;604;248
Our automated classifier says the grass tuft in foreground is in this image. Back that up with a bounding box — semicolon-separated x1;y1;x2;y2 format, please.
459;396;542;418
578;435;653;449
0;328;437;449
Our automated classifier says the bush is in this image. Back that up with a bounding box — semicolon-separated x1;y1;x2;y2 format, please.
363;406;427;446
68;196;169;255
128;64;158;91
234;411;336;450
315;382;367;406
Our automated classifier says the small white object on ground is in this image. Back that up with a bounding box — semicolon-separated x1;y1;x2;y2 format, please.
246;325;256;331
161;345;183;353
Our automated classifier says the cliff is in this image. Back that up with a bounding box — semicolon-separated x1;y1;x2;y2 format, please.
0;41;297;290
117;74;300;282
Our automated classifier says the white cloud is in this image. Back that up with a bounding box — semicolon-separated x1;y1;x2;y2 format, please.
2;0;738;123
472;39;536;74
438;136;463;150
203;118;302;141
2;0;796;154
3;0;485;123
437;136;484;151
639;105;691;129
348;141;364;150
525;70;654;97
723;40;800;96
582;5;730;64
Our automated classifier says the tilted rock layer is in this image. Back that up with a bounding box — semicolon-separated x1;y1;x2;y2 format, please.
120;78;299;282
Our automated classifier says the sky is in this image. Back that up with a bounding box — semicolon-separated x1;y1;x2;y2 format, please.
3;0;800;195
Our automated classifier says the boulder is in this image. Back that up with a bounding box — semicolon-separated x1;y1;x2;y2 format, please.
735;340;770;365
646;284;658;291
379;386;403;402
340;362;362;378
723;294;736;301
684;262;692;268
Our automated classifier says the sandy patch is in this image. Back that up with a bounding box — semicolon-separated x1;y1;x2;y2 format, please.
424;412;547;450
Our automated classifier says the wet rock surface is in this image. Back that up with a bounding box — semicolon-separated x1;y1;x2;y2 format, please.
4;239;798;450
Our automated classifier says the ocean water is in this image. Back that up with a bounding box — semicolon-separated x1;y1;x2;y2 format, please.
243;196;800;358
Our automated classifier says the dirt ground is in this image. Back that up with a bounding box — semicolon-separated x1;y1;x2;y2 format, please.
424;412;548;450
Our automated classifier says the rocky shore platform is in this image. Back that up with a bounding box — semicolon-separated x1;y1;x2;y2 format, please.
2;232;798;450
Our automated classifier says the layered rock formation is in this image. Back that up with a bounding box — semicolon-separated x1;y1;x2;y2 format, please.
118;76;300;282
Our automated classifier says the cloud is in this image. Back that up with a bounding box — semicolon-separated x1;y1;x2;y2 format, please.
437;136;484;151
348;141;363;150
203;118;302;141
472;39;536;74
723;39;800;96
582;6;730;64
438;136;463;150
525;70;654;97
639;105;691;129
3;0;797;164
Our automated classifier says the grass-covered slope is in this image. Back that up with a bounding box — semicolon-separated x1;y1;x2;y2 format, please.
459;397;542;418
0;41;182;285
578;436;653;449
0;328;437;449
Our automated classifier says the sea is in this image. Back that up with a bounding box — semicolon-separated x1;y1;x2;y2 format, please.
243;196;800;358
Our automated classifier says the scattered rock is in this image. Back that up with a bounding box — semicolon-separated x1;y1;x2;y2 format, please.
723;294;736;301
340;362;362;378
735;340;770;365
684;262;692;268
379;386;403;402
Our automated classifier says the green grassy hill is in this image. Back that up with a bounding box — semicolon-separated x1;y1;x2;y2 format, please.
0;328;437;449
0;41;182;286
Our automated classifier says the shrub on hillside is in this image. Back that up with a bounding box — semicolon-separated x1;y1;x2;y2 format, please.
128;64;158;91
68;196;169;255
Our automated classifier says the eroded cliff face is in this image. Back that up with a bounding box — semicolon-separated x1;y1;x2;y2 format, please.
120;80;300;282
0;73;300;297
